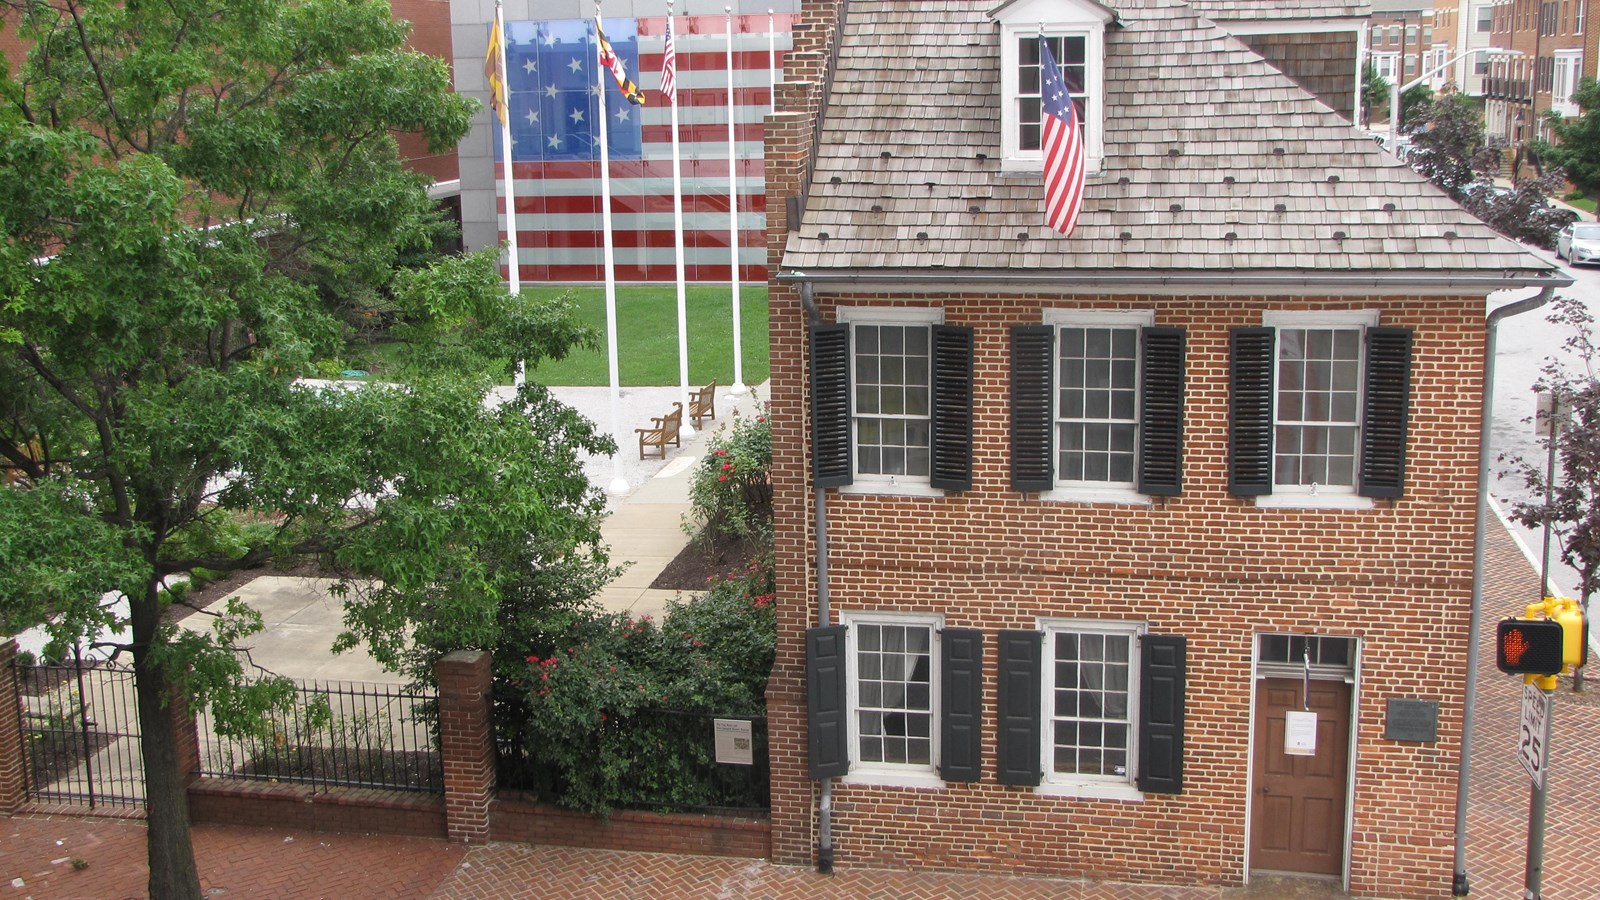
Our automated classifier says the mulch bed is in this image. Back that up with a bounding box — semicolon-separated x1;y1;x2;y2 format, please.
649;531;766;591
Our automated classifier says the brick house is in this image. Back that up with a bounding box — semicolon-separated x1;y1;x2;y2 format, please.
761;0;1568;896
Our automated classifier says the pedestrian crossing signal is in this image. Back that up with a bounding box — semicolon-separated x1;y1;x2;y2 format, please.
1496;618;1567;676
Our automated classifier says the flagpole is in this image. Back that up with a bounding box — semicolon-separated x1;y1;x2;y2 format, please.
768;9;777;115
490;0;524;386
725;6;747;396
597;9;628;495
666;1;694;435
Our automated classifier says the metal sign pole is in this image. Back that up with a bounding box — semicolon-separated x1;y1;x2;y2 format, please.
1523;679;1555;899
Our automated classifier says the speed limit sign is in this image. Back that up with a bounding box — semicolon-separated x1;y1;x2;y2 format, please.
1519;682;1551;788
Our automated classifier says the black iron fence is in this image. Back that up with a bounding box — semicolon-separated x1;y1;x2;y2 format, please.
13;659;144;809
197;678;441;793
496;700;769;815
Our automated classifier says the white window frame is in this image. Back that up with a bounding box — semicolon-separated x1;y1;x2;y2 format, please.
993;0;1109;174
1552;50;1582;116
1036;617;1145;802
1257;310;1378;511
1040;309;1154;505
840;611;945;789
837;306;944;498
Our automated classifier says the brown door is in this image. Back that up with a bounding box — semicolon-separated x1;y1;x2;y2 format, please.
1250;677;1352;875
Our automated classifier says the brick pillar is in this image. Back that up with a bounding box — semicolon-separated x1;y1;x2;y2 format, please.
436;650;495;843
168;686;201;785
0;639;26;813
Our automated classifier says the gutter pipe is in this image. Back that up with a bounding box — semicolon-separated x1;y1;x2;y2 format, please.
1454;286;1554;895
775;269;1571;292
799;277;834;874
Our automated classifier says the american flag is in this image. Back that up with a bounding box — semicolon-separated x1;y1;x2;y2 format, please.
659;15;678;105
1039;36;1085;236
492;14;790;283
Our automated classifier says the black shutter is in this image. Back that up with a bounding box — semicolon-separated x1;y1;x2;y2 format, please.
1359;327;1413;499
1229;327;1275;497
995;630;1043;786
810;324;853;488
1137;327;1186;496
1011;325;1055;492
1137;634;1186;794
930;325;975;491
806;624;850;779
939;628;984;782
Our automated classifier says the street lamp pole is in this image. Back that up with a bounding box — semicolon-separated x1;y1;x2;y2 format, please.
1390;46;1515;142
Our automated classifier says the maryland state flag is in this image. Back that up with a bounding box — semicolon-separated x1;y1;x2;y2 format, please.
596;20;646;105
484;4;508;125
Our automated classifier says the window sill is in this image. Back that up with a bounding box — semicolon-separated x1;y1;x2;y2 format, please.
837;482;946;499
999;157;1105;175
1039;487;1152;506
1035;780;1145;802
841;769;947;791
1254;493;1375;511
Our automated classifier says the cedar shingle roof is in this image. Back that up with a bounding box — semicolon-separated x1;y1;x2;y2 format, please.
779;0;1563;287
1189;0;1368;20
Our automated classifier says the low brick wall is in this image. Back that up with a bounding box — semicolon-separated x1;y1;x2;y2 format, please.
492;791;770;859
188;779;446;839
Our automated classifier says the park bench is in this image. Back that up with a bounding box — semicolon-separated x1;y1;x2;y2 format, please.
688;381;717;430
637;402;683;460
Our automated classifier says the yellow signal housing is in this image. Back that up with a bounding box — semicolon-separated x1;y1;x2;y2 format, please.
1524;597;1590;672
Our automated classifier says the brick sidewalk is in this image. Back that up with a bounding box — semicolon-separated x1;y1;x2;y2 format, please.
4;521;1597;900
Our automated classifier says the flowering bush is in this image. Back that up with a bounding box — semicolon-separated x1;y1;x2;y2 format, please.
683;399;771;546
505;558;775;815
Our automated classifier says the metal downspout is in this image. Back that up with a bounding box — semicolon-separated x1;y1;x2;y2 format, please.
1454;286;1554;895
800;278;834;873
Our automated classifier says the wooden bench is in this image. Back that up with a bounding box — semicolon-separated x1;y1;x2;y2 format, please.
688;381;717;430
637;402;683;459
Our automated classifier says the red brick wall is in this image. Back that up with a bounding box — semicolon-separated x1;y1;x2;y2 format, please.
761;286;1483;899
492;792;770;858
0;640;23;814
437;650;495;843
188;780;447;838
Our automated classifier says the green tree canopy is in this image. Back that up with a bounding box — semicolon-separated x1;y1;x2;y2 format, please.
0;0;613;895
1542;76;1600;196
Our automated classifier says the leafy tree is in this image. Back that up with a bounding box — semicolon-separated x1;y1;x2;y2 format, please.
1361;61;1391;130
1400;83;1435;134
1408;88;1498;197
0;0;614;896
1541;77;1600;196
1501;296;1600;682
1461;171;1578;249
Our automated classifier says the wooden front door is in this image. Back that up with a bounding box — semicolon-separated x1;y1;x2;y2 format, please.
1250;677;1352;875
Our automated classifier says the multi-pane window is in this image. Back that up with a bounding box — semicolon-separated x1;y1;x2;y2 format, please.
853;323;931;479
1047;624;1139;785
1274;327;1362;491
1477;4;1493;31
848;618;936;769
1018;35;1087;152
1057;326;1138;485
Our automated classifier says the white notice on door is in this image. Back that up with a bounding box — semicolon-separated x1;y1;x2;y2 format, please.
714;718;754;766
1284;710;1318;756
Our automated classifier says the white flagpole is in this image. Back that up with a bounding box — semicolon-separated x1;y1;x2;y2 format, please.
493;0;525;386
725;6;747;396
667;2;694;435
768;9;777;115
597;10;628;495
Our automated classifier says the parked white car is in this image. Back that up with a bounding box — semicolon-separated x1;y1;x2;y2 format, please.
1557;222;1600;265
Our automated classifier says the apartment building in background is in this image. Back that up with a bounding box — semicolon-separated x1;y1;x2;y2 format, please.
1484;0;1589;147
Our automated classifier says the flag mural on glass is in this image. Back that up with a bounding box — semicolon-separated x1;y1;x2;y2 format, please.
1039;35;1086;236
490;14;792;282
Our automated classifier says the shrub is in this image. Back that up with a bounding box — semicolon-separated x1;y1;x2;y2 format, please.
682;400;771;546
507;558;775;815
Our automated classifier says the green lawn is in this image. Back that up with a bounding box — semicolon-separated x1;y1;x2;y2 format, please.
527;284;769;388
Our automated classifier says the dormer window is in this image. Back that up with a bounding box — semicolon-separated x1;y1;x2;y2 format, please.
990;0;1112;172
